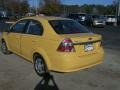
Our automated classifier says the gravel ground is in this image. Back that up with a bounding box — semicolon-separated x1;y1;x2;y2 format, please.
0;48;120;90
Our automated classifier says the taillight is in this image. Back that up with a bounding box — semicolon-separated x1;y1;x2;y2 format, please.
57;38;75;52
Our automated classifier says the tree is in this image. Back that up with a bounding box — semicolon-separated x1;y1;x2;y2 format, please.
20;0;29;14
83;5;93;14
0;0;29;14
41;0;61;15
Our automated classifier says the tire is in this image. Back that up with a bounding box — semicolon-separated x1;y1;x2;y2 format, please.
1;41;10;54
34;55;48;76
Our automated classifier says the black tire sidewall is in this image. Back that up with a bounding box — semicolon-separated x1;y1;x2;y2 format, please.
34;56;47;77
1;42;8;54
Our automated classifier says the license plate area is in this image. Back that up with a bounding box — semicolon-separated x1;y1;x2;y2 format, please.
84;43;94;52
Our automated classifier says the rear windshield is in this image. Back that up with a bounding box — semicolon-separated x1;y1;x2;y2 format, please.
92;15;99;19
107;16;115;18
49;20;90;34
79;14;86;16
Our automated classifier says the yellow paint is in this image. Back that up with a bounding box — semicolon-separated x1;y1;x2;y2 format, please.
1;16;104;72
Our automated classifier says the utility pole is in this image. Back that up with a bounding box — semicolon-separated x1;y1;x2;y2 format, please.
118;0;120;16
64;5;66;14
2;0;5;9
33;0;37;15
35;0;38;16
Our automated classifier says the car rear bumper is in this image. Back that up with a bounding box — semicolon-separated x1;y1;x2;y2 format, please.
93;22;105;26
50;47;104;73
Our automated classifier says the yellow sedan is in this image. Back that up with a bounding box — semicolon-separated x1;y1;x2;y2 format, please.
1;16;104;76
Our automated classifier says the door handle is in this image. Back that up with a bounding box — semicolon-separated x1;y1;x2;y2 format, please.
16;37;19;39
32;40;36;42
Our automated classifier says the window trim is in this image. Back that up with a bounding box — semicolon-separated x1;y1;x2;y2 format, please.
49;20;90;34
10;19;29;33
25;19;44;36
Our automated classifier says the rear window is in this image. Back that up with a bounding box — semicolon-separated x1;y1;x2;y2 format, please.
49;20;90;34
92;15;99;19
79;14;86;16
107;16;115;18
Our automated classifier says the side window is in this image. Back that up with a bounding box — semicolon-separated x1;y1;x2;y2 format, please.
11;20;27;33
26;20;43;35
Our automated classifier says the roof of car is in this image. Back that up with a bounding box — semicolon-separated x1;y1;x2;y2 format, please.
23;16;71;21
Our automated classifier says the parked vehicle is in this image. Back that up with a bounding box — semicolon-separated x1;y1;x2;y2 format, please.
25;13;35;16
1;16;104;76
117;16;120;25
91;15;106;27
0;11;9;20
67;13;87;25
105;15;117;25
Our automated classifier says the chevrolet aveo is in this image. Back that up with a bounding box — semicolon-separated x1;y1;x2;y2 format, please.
1;16;104;76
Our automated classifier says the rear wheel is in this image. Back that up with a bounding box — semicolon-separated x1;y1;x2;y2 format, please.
34;55;48;76
1;41;10;54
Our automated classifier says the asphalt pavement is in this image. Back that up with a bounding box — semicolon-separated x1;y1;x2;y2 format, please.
90;26;120;50
0;22;120;90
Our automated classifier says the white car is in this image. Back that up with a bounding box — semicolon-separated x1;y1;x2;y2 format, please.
106;15;117;25
92;15;106;27
93;19;106;27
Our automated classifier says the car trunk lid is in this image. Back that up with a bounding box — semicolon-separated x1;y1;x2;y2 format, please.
60;33;102;56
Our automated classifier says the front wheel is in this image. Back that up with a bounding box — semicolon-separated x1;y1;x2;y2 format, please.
34;56;48;76
1;41;10;54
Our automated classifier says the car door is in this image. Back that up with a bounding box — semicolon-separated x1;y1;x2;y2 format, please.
21;20;43;61
7;20;28;54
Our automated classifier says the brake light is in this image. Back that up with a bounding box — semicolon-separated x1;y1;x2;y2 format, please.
57;38;75;52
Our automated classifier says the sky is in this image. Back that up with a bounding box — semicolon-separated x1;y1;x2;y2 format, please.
62;0;113;5
29;0;114;7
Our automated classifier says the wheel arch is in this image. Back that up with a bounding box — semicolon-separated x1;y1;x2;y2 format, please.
1;38;10;50
1;38;5;42
32;50;51;70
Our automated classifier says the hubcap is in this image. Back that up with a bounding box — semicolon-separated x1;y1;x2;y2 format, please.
35;58;45;74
